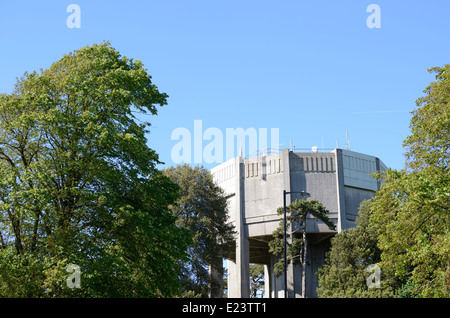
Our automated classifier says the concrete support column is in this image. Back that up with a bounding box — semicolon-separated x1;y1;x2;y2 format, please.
264;265;271;298
227;259;237;297
234;230;250;297
228;156;250;298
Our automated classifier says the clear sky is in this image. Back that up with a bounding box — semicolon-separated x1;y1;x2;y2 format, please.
1;0;449;171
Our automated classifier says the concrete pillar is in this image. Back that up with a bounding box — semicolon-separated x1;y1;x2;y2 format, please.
227;259;237;296
228;156;250;298
264;265;271;298
234;232;250;297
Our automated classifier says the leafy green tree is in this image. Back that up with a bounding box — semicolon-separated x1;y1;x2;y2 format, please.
0;42;190;297
316;200;396;298
370;64;450;298
269;199;335;297
163;164;235;298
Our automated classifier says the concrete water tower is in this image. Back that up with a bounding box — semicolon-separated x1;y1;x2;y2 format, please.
211;148;387;298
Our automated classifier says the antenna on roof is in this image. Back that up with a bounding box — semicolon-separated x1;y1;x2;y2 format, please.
346;130;350;150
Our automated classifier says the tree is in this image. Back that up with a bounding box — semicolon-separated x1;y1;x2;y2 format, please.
0;42;191;297
163;164;235;298
268;199;335;297
370;64;450;297
249;264;265;298
316;200;396;298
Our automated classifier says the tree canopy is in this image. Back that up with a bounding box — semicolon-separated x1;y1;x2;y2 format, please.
370;65;450;297
0;42;190;297
317;64;449;298
163;164;235;297
316;200;396;298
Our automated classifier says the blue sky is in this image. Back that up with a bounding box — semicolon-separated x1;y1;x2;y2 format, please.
0;0;449;171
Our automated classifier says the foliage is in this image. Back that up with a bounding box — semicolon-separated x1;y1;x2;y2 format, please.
404;65;450;171
316;65;450;298
163;164;235;297
316;200;396;298
370;64;450;298
268;199;335;276
249;264;265;298
0;42;190;297
371;167;449;297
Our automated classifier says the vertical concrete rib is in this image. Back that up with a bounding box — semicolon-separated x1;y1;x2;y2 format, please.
334;149;346;232
282;149;295;297
234;156;249;297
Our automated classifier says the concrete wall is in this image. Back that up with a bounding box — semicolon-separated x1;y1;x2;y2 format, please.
340;149;383;228
290;152;339;233
243;153;286;238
